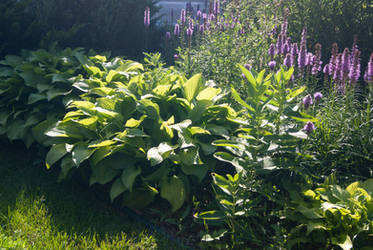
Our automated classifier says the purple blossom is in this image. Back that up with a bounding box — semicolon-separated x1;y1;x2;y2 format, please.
283;53;292;68
300;27;307;47
314;92;323;101
144;7;150;27
276;35;283;54
304;121;315;134
268;44;275;58
186;27;193;37
363;53;373;84
311;43;322;75
174;23;180;36
189;18;194;30
199;25;204;34
244;64;252;71
202;13;207;23
196;10;202;21
165;32;171;41
174;54;179;60
268;60;276;70
290;43;298;66
302;94;313;109
213;0;220;16
180;9;186;25
348;49;361;84
298;45;307;69
306;52;314;66
323;64;330;75
282;43;290;55
333;54;342;81
341;48;350;75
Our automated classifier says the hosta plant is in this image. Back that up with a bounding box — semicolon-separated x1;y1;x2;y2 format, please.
45;54;240;213
285;177;373;250
0;48;92;147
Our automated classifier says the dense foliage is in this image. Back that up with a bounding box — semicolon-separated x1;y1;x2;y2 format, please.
0;0;372;248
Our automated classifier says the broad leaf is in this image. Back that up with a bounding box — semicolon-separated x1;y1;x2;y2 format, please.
183;73;202;102
160;176;186;212
46;144;68;169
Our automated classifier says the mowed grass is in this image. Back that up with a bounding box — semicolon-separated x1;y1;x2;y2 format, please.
0;138;181;249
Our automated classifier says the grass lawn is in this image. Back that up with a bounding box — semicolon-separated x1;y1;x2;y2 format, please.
0;138;184;249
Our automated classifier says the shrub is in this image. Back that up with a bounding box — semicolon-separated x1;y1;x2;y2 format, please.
0;48;94;147
44;53;241;213
285;177;373;249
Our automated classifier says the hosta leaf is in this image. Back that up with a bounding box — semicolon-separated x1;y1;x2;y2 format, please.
116;61;144;72
147;143;177;166
6;120;25;141
181;164;208;182
72;81;90;92
110;178;126;202
0;111;9;126
122;186;156;210
88;140;116;148
93;107;118;119
183;73;202;102
142;165;170;182
58;155;75;181
138;99;160;121
121;165;141;192
72;142;96;166
90;87;114;96
196;87;221;101
179;147;203;166
188;126;211;135
161;175;186;212
46;144;68;169
28;93;46;104
76;116;98;128
84;65;103;77
89;160;120;186
90;147;112;166
106;70;118;83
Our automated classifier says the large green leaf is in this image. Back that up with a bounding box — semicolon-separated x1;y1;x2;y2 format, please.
196;87;221;101
71;142;96;166
160;175;186;212
89;160;120;186
183;73;202;102
147;143;177;166
181;164;208;182
110;178;126;202
46;144;68;169
121;165;141;192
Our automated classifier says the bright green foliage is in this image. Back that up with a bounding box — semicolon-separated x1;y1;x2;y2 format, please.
195;67;315;248
286;177;373;249
45;54;239;213
0;48;92;147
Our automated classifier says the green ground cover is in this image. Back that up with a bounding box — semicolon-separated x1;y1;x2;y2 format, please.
0;138;182;249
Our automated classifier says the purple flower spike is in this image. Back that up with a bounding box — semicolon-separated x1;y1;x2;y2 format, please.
165;32;171;41
180;9;186;24
323;64;330;75
298;45;307;69
174;23;180;36
284;53;292;68
197;10;202;20
199;25;204;34
341;48;350;74
364;53;373;84
268;60;276;70
349;49;361;84
189;18;194;30
186;27;193;37
314;92;323;101
244;64;252;71
268;44;275;58
304;121;315;134
144;7;150;27
302;94;313;109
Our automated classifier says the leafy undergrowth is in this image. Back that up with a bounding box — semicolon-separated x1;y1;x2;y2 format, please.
0;137;184;249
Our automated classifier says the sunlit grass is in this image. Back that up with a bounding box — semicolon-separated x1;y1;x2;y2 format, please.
0;139;179;249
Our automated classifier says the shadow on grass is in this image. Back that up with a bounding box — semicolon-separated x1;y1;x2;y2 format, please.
0;137;185;249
